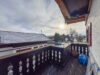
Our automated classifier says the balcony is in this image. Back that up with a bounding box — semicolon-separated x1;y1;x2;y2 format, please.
0;43;89;75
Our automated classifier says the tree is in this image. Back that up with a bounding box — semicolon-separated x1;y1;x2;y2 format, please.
67;29;77;43
61;34;66;42
66;29;86;43
76;35;86;42
54;33;61;42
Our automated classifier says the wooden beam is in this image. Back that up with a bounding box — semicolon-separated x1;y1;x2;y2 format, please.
55;0;91;24
85;0;92;25
85;14;89;25
88;0;92;12
55;0;71;18
66;16;85;24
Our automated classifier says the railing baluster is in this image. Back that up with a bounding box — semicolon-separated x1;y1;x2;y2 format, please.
85;47;88;55
52;50;54;60
82;47;84;54
0;46;64;75
42;51;44;63
59;51;61;62
55;51;57;61
26;58;29;73
78;46;80;54
45;51;47;61
48;50;50;59
7;64;13;75
32;55;36;71
19;61;23;75
71;44;89;56
38;54;40;65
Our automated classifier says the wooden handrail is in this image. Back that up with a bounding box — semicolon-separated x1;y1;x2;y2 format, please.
71;43;89;56
0;46;64;75
0;41;47;48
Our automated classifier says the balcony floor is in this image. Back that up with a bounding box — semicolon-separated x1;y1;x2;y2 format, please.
35;56;86;75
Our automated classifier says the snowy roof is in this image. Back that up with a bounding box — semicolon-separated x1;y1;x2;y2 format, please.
0;31;50;44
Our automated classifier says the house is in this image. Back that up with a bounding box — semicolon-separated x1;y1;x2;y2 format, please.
56;0;100;75
0;31;50;57
0;31;50;44
0;0;100;75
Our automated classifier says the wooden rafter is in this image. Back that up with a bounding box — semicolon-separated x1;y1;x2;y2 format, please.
85;0;92;25
88;0;92;12
55;0;92;24
66;16;85;24
55;0;71;18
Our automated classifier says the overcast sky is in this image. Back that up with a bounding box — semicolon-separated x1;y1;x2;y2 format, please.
0;0;86;36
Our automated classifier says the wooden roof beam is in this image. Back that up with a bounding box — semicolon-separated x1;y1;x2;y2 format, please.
66;16;85;24
85;0;92;25
55;0;71;18
88;0;92;13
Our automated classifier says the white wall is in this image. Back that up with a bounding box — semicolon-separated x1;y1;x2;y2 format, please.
87;0;100;75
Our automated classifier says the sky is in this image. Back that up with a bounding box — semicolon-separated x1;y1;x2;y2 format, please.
0;0;86;36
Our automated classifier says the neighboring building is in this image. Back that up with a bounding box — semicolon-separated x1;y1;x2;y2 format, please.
0;31;50;57
0;31;50;44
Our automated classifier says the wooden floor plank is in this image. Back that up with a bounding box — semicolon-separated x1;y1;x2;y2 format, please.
35;57;86;75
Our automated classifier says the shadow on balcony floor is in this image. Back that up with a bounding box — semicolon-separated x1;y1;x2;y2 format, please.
35;56;86;75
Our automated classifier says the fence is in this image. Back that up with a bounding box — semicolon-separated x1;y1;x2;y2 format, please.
0;46;64;75
71;43;89;56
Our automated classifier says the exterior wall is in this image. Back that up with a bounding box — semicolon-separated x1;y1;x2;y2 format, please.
86;0;100;75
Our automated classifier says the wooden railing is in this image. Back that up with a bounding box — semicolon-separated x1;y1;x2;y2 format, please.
0;41;47;48
0;46;64;75
0;41;48;57
71;43;89;56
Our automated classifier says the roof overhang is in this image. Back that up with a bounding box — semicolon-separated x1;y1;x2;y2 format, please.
56;0;92;24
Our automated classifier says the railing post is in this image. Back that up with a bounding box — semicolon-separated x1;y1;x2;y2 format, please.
70;43;89;57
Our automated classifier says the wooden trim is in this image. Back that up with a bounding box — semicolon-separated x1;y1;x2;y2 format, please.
85;14;89;25
56;0;92;24
0;46;49;60
66;16;85;24
16;48;32;53
86;27;88;43
55;0;71;18
85;0;92;25
90;23;92;46
0;41;47;48
87;23;92;46
88;0;92;12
